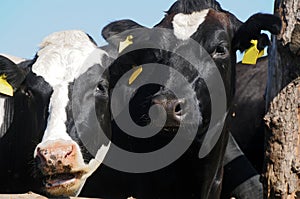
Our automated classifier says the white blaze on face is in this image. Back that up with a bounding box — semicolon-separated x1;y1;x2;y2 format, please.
172;9;209;40
42;84;71;141
32;30;105;143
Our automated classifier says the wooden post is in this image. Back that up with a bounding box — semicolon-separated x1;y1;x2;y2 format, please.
263;0;300;198
0;192;103;199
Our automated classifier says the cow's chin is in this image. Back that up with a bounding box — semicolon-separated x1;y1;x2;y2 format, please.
41;146;109;197
42;169;90;197
43;174;85;197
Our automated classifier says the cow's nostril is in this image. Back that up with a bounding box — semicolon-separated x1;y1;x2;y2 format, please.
47;160;52;165
173;99;186;122
64;146;73;158
174;103;182;115
50;155;56;161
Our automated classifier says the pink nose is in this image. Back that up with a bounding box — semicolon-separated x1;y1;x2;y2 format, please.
36;140;78;174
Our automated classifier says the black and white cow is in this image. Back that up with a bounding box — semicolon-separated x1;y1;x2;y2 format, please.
151;2;280;198
86;0;280;199
0;30;111;197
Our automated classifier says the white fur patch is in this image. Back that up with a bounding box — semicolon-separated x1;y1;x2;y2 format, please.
33;30;99;86
0;53;25;64
172;9;209;40
32;30;106;143
41;84;71;141
0;98;5;131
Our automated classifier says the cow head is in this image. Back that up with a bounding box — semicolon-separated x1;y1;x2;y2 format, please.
101;0;281;197
155;2;281;102
0;31;111;197
102;2;281;145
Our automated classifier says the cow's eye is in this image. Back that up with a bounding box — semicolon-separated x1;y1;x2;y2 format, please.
25;91;31;97
96;85;105;94
216;46;226;54
95;81;107;96
212;45;228;59
21;88;32;98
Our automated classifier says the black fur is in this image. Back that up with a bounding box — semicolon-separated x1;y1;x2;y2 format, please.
0;97;13;138
165;0;223;14
102;19;145;41
232;13;282;52
0;55;27;90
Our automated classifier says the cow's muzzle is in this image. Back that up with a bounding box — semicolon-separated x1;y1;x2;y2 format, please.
34;139;88;196
152;95;186;127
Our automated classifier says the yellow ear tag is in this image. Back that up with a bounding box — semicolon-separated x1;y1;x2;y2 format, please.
0;75;13;96
242;40;265;65
119;35;134;53
129;66;143;85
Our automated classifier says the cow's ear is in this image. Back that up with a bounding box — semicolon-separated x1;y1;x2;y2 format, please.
102;19;147;50
102;19;145;40
232;13;282;52
0;55;27;96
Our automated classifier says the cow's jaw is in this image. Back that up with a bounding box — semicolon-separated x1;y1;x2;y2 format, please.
43;171;86;197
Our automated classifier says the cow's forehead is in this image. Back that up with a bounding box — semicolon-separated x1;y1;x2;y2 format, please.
172;9;210;40
172;9;231;41
32;30;99;87
206;9;231;30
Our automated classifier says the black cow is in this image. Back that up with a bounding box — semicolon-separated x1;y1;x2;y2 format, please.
0;54;25;139
228;57;268;172
0;30;111;197
221;57;268;199
0;55;43;193
78;1;281;199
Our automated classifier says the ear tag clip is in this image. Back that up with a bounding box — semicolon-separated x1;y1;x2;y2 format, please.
242;40;265;65
129;66;143;85
0;75;13;96
119;35;134;53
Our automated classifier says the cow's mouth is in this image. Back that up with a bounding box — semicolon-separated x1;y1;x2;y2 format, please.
43;171;84;188
163;127;179;133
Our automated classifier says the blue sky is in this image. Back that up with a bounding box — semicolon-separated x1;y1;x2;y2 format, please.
0;0;274;59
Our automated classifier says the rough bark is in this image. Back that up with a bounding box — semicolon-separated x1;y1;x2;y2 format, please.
264;79;300;199
263;0;300;198
266;0;300;104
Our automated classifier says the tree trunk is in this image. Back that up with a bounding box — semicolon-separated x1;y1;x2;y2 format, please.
263;0;300;198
